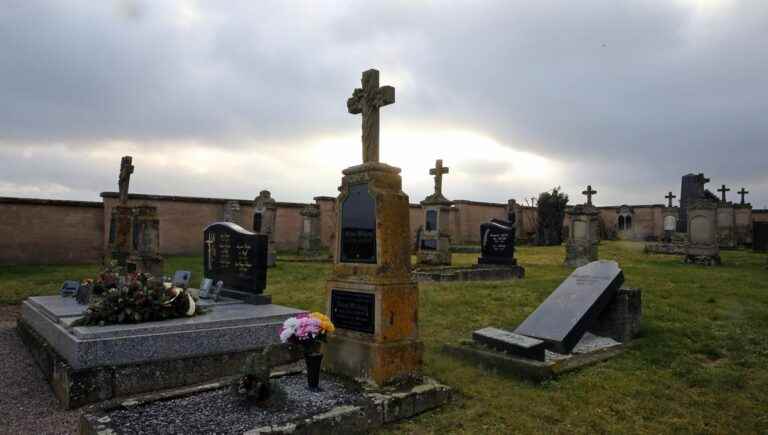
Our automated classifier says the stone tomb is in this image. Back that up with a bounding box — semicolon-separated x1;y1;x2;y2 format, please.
417;159;454;266
204;222;270;304
445;261;641;379
685;199;721;265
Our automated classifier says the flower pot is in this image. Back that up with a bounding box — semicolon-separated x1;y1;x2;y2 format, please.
305;352;323;390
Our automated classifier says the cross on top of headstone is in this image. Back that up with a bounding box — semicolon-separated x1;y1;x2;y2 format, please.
738;187;749;205
665;191;677;208
582;185;597;206
717;184;730;202
118;156;134;205
347;69;395;164
429;159;449;196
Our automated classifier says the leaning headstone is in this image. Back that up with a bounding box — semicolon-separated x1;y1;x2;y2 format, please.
253;190;277;267
417;159;454;266
685;199;721;265
478;219;517;266
298;204;323;258
127;205;164;276
564;186;599;267
515;260;624;354
203;222;270;304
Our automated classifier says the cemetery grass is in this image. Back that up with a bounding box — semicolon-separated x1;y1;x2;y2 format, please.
0;243;767;434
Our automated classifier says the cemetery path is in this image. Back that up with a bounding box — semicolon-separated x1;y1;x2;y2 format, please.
0;305;79;435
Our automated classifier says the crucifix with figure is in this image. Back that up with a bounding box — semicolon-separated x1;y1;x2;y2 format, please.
717;184;730;202
429;159;449;196
582;185;597;206
665;191;676;208
347;69;395;164
738;187;749;205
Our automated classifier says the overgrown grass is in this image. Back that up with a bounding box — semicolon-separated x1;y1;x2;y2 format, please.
1;242;767;433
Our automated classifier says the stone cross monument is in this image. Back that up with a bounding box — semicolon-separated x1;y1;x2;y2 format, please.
564;185;599;267
738;187;749;205
717;184;730;203
665;191;676;208
118;156;134;205
582;185;597;206
325;69;422;386
417;159;454;266
111;156;135;267
662;191;679;242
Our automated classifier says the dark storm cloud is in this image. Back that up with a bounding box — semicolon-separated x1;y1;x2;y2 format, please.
0;0;766;205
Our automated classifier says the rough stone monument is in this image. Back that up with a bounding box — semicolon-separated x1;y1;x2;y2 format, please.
324;69;423;386
298;203;323;258
507;199;524;241
685;199;721;265
253;190;277;267
678;173;718;232
417;159;453;266
126;205;164;276
110;156;134;267
564;185;599;267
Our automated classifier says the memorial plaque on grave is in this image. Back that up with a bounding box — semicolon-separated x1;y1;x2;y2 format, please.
340;183;376;263
754;222;768;252
478;219;516;265
330;289;375;334
514;260;624;354
420;239;438;251
203;222;269;304
425;209;437;232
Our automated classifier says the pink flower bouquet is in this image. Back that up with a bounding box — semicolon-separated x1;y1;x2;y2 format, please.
279;312;335;353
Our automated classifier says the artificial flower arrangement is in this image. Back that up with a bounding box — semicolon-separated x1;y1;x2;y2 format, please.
72;268;204;327
279;312;336;353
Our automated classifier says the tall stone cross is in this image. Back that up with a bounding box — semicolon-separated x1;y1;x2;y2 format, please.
347;69;395;164
665;191;677;208
717;184;730;202
582;185;597;206
429;159;449;196
118;156;134;205
738;187;749;205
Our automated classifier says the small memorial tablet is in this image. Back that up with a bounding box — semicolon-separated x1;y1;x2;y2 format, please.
330;289;375;334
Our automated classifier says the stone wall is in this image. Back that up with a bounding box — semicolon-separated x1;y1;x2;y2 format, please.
0;197;104;265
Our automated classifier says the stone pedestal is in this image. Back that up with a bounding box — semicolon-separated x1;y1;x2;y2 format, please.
564;205;599;267
127;205;164;276
298;204;323;258
324;162;423;386
253;190;277;267
685;199;720;265
417;200;453;266
110;205;133;267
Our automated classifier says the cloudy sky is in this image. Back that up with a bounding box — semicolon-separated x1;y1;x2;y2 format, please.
1;0;766;207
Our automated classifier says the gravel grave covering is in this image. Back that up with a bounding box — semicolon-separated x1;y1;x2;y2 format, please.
105;374;364;434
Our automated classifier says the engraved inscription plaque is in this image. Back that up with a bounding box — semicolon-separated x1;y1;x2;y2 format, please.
330;289;375;334
340;183;377;263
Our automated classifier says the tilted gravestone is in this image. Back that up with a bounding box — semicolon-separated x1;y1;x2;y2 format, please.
203;222;270;304
514;260;624;354
478;219;517;266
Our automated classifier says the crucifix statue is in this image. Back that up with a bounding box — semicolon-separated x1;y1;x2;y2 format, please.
429;159;449;196
738;187;749;205
717;184;730;202
118;156;134;205
665;191;677;208
582;185;597;206
347;69;395;164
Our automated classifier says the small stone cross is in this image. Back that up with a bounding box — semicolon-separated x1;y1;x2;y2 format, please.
429;159;449;196
665;191;677;208
347;69;395;164
717;184;730;202
738;187;749;205
582;185;597;206
118;156;134;205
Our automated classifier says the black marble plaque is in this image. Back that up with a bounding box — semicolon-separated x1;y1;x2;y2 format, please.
478;218;516;265
421;239;438;251
330;289;375;334
754;222;768;252
203;222;268;300
340;183;376;263
253;212;263;233
514;260;624;354
425;209;438;232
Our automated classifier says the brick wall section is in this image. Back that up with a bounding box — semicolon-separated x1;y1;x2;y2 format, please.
0;197;104;265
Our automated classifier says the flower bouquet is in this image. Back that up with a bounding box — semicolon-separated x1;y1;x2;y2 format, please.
279;312;335;390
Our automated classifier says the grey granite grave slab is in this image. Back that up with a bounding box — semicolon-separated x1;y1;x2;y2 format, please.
472;327;546;361
514;260;623;354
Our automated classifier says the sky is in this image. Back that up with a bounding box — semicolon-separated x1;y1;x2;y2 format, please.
1;0;767;208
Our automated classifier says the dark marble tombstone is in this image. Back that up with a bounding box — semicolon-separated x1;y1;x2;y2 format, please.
514;260;624;354
203;222;270;304
754;222;768;252
478;219;516;265
339;183;377;263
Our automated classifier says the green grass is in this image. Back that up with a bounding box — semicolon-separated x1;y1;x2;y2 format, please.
2;242;768;434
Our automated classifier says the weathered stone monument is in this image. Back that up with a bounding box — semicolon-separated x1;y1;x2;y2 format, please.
203;222;270;304
324;69;423;386
685;199;721;265
298;203;323;258
253;190;277;267
564;185;599;267
110;156;134;267
126;205;163;276
663;191;679;242
678;173;718;232
507;199;524;241
417;159;453;266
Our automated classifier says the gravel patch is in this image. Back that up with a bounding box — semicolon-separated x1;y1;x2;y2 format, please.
0;308;81;435
106;374;364;434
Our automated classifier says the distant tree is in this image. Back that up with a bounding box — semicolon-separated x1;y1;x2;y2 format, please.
536;187;569;246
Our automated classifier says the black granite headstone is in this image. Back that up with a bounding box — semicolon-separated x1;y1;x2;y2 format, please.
478;218;516;265
203;222;269;304
425;209;437;232
339;183;376;264
330;289;375;334
514;260;624;354
754;222;768;252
